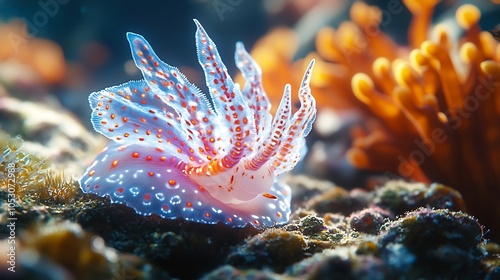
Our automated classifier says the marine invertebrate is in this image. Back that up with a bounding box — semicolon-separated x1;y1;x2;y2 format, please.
79;20;316;228
342;3;500;237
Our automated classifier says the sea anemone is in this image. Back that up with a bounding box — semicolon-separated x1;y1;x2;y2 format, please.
341;2;500;238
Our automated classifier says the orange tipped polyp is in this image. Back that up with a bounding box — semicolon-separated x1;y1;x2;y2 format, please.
460;42;478;64
352;73;375;105
350;2;381;28
393;60;426;103
422;40;465;114
432;24;451;48
316;27;344;63
337;22;365;58
372;57;394;95
352;73;401;126
479;31;497;59
456;4;481;29
410;49;430;69
480;61;500;77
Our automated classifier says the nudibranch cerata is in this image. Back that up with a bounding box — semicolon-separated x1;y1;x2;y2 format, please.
79;20;316;228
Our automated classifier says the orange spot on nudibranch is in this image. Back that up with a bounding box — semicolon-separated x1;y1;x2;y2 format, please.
111;160;119;168
89;170;96;176
168;179;176;186
144;193;151;200
148;172;154;177
186;202;192;208
132;152;140;158
262;193;277;199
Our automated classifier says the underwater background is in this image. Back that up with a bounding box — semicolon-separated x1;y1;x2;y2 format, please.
1;0;500;279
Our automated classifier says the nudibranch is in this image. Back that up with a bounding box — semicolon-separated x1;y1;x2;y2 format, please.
79;20;316;228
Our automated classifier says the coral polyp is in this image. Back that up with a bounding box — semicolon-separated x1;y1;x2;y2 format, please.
343;3;500;237
80;20;316;228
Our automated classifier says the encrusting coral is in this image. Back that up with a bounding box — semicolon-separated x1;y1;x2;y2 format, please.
241;1;500;238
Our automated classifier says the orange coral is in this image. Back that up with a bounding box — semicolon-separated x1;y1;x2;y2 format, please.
0;19;66;85
315;1;500;237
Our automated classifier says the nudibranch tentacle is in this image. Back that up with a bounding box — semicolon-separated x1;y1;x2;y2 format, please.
246;84;292;171
273;60;316;175
193;19;255;171
234;42;272;137
80;20;316;228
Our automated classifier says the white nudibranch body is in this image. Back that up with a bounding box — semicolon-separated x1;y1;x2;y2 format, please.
80;19;316;228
